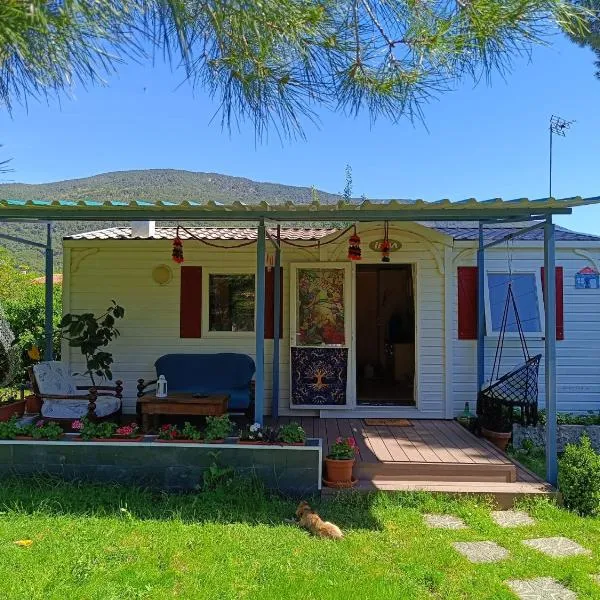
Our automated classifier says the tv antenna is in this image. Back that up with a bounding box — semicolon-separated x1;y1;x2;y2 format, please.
549;115;574;198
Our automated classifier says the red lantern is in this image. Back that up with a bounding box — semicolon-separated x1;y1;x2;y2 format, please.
172;233;184;264
381;221;390;263
347;227;361;261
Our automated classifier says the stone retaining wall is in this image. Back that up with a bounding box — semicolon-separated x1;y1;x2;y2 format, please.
0;436;322;495
512;424;600;453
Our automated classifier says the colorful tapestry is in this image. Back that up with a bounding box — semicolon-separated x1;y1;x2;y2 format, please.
296;268;345;346
291;347;348;406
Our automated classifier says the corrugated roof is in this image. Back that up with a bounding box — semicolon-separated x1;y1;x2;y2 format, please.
64;224;600;243
427;223;600;242
2;195;600;221
66;227;338;241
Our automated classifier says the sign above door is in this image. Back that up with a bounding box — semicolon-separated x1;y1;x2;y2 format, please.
369;239;402;252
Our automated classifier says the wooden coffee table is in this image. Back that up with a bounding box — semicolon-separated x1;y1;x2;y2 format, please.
138;393;229;431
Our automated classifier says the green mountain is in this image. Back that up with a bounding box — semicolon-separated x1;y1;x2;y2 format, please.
0;169;345;271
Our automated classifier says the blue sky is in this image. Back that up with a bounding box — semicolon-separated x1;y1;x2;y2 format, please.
0;32;599;234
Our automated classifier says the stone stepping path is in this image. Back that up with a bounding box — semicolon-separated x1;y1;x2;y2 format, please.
507;577;577;599
453;541;509;563
424;514;467;529
491;510;535;528
591;574;600;585
522;537;591;558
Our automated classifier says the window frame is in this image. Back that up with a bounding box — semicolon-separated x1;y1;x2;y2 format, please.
202;268;257;337
483;269;545;338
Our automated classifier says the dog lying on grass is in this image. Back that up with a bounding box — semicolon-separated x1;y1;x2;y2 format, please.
294;501;344;539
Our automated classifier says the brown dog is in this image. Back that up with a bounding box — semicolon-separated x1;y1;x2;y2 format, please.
295;501;344;539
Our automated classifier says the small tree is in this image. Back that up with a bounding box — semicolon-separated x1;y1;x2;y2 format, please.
60;301;125;385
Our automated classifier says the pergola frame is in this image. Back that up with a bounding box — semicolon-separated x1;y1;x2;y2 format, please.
2;195;599;486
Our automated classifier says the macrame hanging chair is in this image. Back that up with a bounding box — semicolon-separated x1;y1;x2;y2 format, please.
477;264;542;429
0;302;21;387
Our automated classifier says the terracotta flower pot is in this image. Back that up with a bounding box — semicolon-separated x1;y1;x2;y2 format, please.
0;400;26;422
324;457;355;485
481;427;512;452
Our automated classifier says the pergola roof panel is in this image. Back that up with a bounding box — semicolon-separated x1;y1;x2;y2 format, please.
0;196;599;221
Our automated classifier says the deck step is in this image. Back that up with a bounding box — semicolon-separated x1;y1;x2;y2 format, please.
355;460;517;483
322;479;557;509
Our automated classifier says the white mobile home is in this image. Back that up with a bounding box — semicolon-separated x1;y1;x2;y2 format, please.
62;221;600;419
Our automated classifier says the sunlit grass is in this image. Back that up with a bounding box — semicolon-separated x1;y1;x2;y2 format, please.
0;477;599;599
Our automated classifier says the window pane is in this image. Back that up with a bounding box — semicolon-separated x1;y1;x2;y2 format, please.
209;274;255;332
487;273;541;333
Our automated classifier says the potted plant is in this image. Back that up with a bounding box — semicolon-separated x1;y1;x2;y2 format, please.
15;419;63;441
324;436;358;487
204;415;233;443
479;404;514;451
0;388;26;422
60;301;125;385
0;415;21;439
238;422;266;444
71;418;142;442
277;422;306;446
155;422;204;443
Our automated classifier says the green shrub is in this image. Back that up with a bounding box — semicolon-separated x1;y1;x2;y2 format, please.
558;435;600;516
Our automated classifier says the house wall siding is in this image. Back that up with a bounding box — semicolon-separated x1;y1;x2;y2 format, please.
452;246;600;415
63;223;448;417
64;241;319;414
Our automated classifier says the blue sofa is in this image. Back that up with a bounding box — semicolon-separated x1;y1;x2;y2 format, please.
137;353;256;415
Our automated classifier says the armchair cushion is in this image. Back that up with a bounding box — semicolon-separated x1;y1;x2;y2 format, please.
41;396;121;420
33;361;78;396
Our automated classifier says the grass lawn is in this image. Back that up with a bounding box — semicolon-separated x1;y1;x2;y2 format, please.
0;477;600;599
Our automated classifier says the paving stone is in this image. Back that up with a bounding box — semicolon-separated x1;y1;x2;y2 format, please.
507;577;577;599
423;514;467;529
522;537;592;558
452;541;509;563
591;574;600;585
491;510;535;528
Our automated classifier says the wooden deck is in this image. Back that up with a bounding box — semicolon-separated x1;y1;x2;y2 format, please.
275;417;555;507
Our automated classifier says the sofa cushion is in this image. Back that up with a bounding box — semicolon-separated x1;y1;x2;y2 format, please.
41;396;121;419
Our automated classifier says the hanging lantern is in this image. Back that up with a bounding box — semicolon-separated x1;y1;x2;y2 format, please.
347;226;362;261
172;227;184;264
381;221;391;263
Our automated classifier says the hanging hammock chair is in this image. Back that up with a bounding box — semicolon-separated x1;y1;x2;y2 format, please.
477;278;542;429
0;302;21;387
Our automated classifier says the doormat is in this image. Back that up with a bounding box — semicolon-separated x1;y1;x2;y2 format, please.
364;418;412;427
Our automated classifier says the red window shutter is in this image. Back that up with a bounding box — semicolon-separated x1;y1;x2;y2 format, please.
457;266;478;340
541;266;564;340
180;266;202;338
264;267;283;339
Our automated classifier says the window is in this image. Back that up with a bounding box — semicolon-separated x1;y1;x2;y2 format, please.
208;274;255;332
485;272;544;335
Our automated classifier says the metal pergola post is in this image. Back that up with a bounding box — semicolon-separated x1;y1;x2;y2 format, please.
272;226;281;421
544;216;558;486
44;223;54;361
254;219;266;425
477;223;485;393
